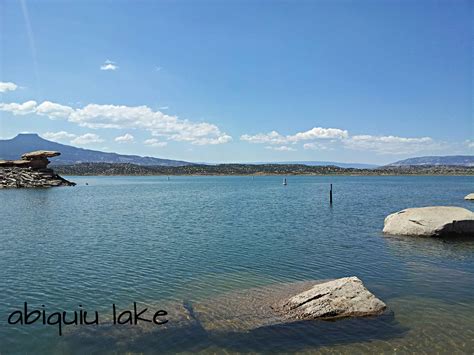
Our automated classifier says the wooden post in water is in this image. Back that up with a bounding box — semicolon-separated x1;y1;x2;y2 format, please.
330;183;333;205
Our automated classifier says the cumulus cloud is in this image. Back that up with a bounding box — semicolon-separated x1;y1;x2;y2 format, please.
289;127;348;141
144;138;167;147
36;101;74;119
343;135;440;154
241;127;348;145
241;131;287;145
303;142;333;151
241;126;445;155
0;100;37;115
100;59;119;71
465;140;474;149
42;131;76;142
0;82;18;93
114;133;134;143
0;100;231;145
265;145;297;152
71;133;104;145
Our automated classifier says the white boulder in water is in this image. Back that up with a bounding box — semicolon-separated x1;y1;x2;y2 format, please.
465;193;474;200
383;206;474;237
279;276;386;320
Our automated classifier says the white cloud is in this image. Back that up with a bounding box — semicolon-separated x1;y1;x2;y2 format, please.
241;126;448;155
344;135;440;154
42;131;76;142
241;127;348;145
115;133;134;143
36;101;74;119
144;138;167;147
0;100;231;145
100;59;119;71
265;145;297;152
0;100;37;115
303;142;333;151
241;131;287;145
0;82;18;93
465;140;474;149
71;133;104;145
288;127;348;141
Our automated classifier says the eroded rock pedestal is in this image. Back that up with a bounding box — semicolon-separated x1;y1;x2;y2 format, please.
0;150;75;188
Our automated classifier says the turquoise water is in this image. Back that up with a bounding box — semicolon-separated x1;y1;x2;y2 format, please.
1;176;474;354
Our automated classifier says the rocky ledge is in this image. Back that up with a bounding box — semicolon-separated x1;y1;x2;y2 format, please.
0;150;75;188
383;206;474;237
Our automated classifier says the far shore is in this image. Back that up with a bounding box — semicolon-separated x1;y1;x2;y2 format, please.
53;162;474;177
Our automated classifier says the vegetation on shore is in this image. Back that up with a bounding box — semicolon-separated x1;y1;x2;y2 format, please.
53;163;474;176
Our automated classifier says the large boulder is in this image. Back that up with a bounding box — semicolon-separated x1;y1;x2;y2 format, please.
465;193;474;201
192;277;387;333
383;206;474;237
278;277;386;320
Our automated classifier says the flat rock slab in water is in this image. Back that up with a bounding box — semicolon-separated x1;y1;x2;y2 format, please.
465;193;474;200
383;206;474;237
192;277;386;333
278;276;386;320
65;277;386;347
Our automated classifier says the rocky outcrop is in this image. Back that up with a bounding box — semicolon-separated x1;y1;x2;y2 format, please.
21;150;61;169
383;206;474;237
465;193;474;200
0;150;75;188
277;277;386;320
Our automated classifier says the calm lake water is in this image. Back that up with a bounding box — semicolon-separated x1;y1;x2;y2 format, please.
1;175;474;354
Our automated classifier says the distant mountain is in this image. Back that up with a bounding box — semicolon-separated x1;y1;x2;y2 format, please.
250;161;378;169
387;155;474;167
0;134;192;166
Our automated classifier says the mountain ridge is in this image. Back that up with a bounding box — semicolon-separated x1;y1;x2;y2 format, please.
0;134;192;166
386;155;474;167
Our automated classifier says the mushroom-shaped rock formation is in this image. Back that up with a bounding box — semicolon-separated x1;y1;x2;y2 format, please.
383;206;474;237
0;150;75;188
21;150;61;159
21;150;61;169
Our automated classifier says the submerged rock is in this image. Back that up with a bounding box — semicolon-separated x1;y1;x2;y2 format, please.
277;277;386;320
0;150;75;188
192;277;386;333
465;193;474;200
63;278;388;352
383;206;474;237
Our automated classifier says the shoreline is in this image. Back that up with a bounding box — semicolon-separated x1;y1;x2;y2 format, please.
61;173;474;177
53;163;474;177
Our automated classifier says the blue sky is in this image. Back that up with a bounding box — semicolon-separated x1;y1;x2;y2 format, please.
0;0;472;164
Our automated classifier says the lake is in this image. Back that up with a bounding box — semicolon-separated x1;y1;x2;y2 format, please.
1;176;473;354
